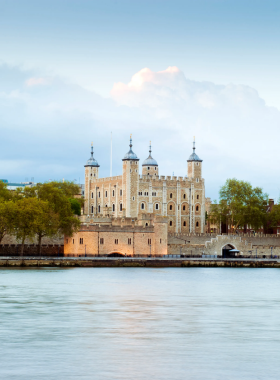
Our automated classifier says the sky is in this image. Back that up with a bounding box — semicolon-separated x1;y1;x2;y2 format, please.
0;0;280;200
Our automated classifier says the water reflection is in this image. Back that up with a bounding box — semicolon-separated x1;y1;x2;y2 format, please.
0;268;280;379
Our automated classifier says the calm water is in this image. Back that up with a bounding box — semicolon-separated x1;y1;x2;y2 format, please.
0;268;280;380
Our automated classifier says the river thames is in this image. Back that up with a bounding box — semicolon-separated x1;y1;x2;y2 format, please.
0;267;280;379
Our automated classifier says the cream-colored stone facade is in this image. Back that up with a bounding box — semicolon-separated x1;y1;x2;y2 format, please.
64;215;168;257
84;138;206;235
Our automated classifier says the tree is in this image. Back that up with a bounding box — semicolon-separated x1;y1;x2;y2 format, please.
69;198;81;216
0;201;17;244
13;198;45;255
0;181;11;201
210;179;268;232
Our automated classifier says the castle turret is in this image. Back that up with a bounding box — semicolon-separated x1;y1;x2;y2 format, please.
84;143;100;216
122;135;139;218
187;138;202;180
142;142;158;177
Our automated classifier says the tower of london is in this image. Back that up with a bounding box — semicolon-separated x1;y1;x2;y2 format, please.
65;136;206;256
84;136;205;234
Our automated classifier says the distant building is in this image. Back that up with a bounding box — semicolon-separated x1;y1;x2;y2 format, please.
0;179;35;191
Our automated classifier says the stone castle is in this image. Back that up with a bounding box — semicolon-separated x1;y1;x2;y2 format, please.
64;136;206;256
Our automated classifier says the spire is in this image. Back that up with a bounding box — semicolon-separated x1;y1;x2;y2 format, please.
122;135;139;161
142;140;158;166
84;142;100;167
187;137;202;162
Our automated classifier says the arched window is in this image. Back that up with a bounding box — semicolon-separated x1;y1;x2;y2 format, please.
169;221;173;226
170;193;172;199
196;206;199;211
112;204;115;212
120;203;123;211
183;205;186;211
91;206;93;213
196;222;199;227
145;223;148;226
197;195;199;199
183;194;186;199
113;190;115;197
98;205;100;213
155;203;159;210
141;203;145;210
169;205;172;211
183;221;186;226
91;192;93;199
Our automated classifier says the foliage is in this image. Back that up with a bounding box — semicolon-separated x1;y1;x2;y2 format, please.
210;179;268;232
0;201;17;243
0;181;11;201
69;198;82;216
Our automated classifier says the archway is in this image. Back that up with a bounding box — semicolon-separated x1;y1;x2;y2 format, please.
222;244;236;258
107;252;125;257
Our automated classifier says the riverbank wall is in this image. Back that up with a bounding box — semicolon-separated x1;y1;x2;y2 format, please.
0;258;280;268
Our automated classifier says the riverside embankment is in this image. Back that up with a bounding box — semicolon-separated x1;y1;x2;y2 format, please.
1;258;280;268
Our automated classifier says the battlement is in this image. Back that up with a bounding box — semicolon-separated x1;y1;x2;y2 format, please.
139;175;189;183
92;175;122;183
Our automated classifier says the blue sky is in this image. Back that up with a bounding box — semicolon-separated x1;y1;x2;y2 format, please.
0;0;280;199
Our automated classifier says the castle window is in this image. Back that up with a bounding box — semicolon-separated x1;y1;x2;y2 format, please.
105;191;108;197
128;238;132;245
196;162;199;166
152;192;156;196
90;174;92;176
196;222;199;227
196;206;199;211
91;206;93;213
73;239;74;244
146;223;148;226
130;169;132;173
100;238;104;244
112;204;115;212
183;205;186;211
115;239;118;245
148;239;151;245
196;178;199;183
169;221;172;226
197;195;199;199
120;203;123;211
155;167;157;170
120;189;122;196
136;170;137;173
138;191;142;196
91;192;93;199
183;194;186;199
98;191;100;198
141;203;145;210
160;239;162;244
94;173;95;177
169;205;172;211
148;173;149;176
98;205;101;213
155;203;159;210
80;238;83;244
132;196;135;201
66;239;68;244
113;190;115;197
170;193;172;199
148;167;150;170
183;221;186;226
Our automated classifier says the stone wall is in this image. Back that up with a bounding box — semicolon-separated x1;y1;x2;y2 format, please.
0;244;64;256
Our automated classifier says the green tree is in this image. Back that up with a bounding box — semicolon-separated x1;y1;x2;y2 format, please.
69;198;82;216
13;198;45;255
0;181;11;201
0;201;17;244
210;179;268;232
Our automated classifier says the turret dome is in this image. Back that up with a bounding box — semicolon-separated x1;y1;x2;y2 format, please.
187;139;202;162
142;143;158;166
84;144;100;167
122;135;139;161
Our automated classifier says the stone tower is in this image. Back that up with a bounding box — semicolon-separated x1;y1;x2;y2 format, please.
142;142;158;177
122;136;139;218
84;143;100;216
187;139;202;180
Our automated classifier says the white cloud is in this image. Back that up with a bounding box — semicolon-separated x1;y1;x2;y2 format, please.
1;64;280;200
25;77;49;86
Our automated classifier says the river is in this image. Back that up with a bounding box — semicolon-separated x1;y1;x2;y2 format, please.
0;268;279;379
